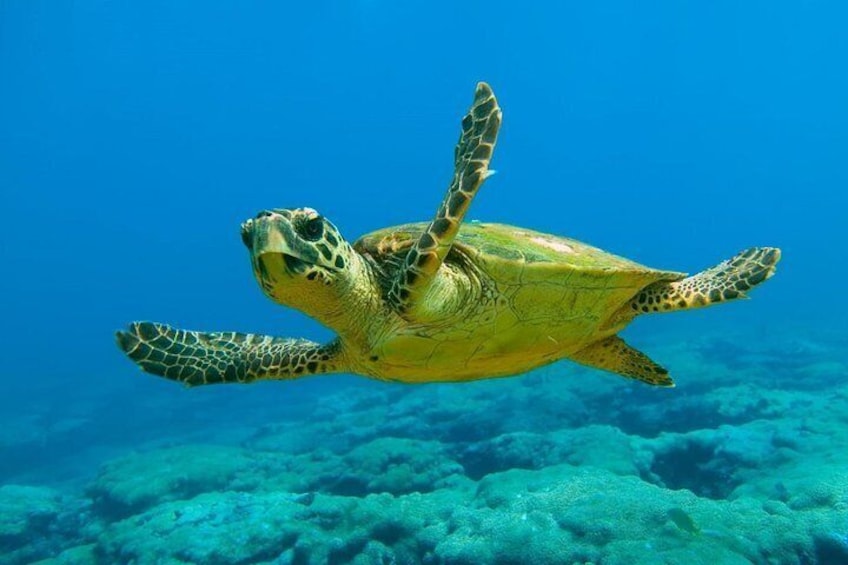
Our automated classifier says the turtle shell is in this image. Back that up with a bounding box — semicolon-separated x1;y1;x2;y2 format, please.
355;222;684;288
354;222;686;379
356;222;685;331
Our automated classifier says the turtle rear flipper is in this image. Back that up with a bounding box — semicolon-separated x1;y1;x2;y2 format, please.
116;322;344;386
389;82;502;316
631;247;781;313
571;336;674;387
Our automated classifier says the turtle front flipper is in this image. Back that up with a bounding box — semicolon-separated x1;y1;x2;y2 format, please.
571;336;674;387
389;82;502;316
116;322;344;386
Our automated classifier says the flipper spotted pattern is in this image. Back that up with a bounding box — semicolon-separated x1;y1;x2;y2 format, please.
116;322;340;386
388;82;502;316
631;247;781;313
571;336;673;387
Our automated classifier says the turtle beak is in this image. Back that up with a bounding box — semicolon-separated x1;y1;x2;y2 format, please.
243;211;319;275
240;219;255;249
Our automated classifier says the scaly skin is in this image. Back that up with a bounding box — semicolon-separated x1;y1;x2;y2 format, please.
116;322;342;386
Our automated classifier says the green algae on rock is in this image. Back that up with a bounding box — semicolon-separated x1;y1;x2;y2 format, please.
86;444;255;518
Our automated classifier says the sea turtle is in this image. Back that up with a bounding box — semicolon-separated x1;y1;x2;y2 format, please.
117;82;781;388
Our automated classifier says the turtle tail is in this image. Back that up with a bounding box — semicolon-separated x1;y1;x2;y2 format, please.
631;247;781;314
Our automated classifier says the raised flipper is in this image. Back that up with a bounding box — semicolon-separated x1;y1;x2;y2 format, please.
631;247;781;314
571;336;674;387
116;322;343;386
388;82;502;315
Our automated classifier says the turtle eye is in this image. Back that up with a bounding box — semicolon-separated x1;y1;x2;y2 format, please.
300;217;324;241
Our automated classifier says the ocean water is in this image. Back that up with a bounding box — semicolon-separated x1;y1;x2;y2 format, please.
1;2;847;563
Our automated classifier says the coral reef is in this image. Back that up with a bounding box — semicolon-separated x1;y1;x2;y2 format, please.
2;329;847;563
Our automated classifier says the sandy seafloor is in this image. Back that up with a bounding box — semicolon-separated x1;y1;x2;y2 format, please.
1;325;847;565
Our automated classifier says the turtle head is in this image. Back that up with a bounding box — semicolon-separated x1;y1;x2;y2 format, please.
241;207;359;313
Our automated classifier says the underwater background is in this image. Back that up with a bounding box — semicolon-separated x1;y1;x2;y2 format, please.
1;1;847;563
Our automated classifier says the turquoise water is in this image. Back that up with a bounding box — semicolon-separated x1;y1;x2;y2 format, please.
2;2;847;563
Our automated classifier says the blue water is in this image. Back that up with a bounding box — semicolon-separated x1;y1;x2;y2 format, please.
2;2;847;563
